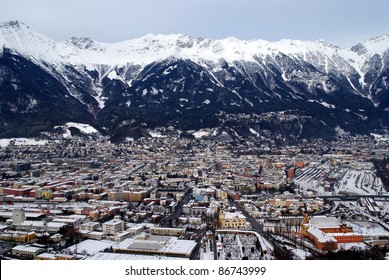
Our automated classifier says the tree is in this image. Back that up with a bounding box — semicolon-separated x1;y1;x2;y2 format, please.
37;232;50;246
59;225;78;246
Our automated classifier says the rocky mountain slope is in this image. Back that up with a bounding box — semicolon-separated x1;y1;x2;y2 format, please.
0;21;388;142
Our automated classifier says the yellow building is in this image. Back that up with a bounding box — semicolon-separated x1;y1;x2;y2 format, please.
216;189;228;200
0;231;36;243
218;210;247;229
41;190;53;200
108;191;145;202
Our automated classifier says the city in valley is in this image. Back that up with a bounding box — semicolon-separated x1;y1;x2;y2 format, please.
1;132;389;260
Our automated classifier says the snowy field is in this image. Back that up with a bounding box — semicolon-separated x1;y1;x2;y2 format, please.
54;122;99;138
294;162;384;196
335;169;384;195
345;220;389;238
330;201;389;231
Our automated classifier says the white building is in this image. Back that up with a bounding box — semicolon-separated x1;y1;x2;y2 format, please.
102;219;124;235
12;245;44;259
12;208;25;226
80;222;100;232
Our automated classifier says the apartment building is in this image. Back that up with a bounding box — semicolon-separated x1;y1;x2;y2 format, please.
102;219;124;235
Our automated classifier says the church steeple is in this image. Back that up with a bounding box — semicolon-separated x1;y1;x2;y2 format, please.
303;213;309;224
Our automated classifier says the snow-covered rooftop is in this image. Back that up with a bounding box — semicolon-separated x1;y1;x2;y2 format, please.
223;211;246;219
66;239;115;256
308;216;341;229
113;234;196;256
88;252;187;260
307;225;337;243
103;219;123;226
12;245;44;253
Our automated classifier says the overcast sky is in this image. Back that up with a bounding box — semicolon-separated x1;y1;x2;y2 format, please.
1;0;388;47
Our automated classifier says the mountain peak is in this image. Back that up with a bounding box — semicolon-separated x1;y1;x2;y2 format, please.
367;34;389;43
350;34;389;56
0;20;29;30
315;39;339;49
66;36;99;49
137;33;204;46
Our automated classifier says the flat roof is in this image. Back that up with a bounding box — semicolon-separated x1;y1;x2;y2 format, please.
89;231;106;236
128;241;163;251
114;235;196;256
66;239;115;256
88;252;187;260
147;235;171;242
309;216;341;229
0;212;44;218
37;253;56;259
161;238;197;255
12;245;44;253
104;219;123;225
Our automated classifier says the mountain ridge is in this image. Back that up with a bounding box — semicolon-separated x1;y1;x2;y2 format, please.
1;20;388;68
0;21;388;142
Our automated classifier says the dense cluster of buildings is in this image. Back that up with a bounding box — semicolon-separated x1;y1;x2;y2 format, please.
0;134;388;259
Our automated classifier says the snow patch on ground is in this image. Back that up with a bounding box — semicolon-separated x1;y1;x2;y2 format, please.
149;131;166;138
320;101;335;109
107;70;119;80
0;138;48;147
371;133;389;142
64;122;99;134
54;122;99;138
193;130;211;139
249;128;260;137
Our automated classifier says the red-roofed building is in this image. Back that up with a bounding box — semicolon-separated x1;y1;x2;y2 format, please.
3;187;32;197
301;215;363;250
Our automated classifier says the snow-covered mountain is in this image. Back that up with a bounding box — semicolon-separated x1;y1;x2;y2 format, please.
0;20;388;142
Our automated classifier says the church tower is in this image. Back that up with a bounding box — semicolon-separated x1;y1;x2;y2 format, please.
301;213;309;235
